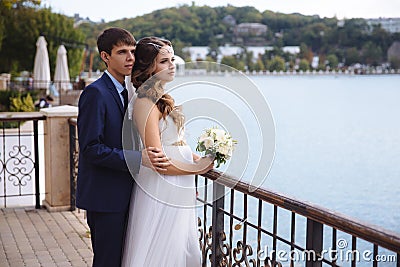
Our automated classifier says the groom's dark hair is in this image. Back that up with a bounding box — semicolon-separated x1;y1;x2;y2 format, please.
97;27;136;55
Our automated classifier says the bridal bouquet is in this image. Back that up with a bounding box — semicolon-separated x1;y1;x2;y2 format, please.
196;127;237;168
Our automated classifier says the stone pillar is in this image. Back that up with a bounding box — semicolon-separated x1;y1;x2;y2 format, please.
40;105;78;211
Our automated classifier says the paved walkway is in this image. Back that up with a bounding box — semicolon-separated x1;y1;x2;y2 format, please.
0;208;93;267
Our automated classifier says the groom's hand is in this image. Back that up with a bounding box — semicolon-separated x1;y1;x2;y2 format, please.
141;147;171;171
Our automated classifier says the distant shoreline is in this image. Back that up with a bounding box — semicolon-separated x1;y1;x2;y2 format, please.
176;68;400;76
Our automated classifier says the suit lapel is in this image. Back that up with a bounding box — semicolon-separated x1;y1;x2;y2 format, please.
101;73;125;115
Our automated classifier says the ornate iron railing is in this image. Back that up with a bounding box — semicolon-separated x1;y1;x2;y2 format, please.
0;112;46;208
67;121;400;266
69;118;78;211
196;172;400;266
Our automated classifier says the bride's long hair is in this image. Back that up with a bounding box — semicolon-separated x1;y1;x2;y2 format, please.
131;37;184;132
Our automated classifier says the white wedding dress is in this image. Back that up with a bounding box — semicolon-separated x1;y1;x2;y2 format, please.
121;116;201;267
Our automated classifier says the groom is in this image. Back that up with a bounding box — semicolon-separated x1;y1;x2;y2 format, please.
76;27;170;267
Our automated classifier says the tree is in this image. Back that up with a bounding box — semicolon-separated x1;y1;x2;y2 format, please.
0;5;85;79
254;58;265;71
370;25;391;58
336;19;368;48
326;54;339;69
345;47;360;65
207;39;220;61
220;55;245;71
302;22;330;52
0;0;41;50
298;59;310;71
268;56;285;72
361;41;382;66
299;43;313;63
237;47;255;71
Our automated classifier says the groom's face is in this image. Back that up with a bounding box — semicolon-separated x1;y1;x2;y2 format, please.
102;44;136;83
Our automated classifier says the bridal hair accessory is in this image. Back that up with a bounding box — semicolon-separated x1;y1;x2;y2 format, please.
196;126;237;168
146;42;174;55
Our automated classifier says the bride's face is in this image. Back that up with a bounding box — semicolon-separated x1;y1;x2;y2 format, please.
153;45;176;82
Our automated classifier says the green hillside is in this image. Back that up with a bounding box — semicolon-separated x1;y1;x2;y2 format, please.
77;4;400;69
1;2;399;76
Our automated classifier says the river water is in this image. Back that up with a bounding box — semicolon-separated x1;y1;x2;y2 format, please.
171;74;400;234
255;75;400;235
178;74;400;266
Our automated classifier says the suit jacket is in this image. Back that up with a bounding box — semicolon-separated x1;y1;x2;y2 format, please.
76;73;141;212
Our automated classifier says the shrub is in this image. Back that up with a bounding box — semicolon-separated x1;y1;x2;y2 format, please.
0;90;39;111
10;93;35;112
0;93;36;128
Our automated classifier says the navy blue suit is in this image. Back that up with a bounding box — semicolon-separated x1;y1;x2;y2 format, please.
77;73;141;267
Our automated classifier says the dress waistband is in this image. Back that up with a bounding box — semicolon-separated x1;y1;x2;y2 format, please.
171;140;187;146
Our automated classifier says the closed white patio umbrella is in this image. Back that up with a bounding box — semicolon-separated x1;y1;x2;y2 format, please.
54;45;71;91
33;36;51;90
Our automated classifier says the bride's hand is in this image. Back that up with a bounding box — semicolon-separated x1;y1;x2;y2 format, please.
141;147;171;171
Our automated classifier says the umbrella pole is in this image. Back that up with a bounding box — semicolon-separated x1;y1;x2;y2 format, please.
89;51;94;79
79;49;87;80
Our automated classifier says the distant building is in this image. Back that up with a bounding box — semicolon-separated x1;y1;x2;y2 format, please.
234;23;267;36
337;19;345;28
233;23;268;46
311;56;319;69
174;55;186;75
182;46;209;62
73;13;102;28
282;46;300;54
183;45;300;63
222;15;236;27
366;18;400;33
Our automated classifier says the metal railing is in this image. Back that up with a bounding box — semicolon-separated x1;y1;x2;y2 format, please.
4;79;74;91
69;118;78;211
196;172;400;266
2;79;83;106
0;112;46;208
67;121;400;266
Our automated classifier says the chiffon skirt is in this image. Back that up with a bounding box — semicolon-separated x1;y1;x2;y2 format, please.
121;145;201;267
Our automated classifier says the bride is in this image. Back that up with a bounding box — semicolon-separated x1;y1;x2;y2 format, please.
121;37;214;266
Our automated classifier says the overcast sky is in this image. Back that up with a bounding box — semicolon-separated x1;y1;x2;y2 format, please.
41;0;400;22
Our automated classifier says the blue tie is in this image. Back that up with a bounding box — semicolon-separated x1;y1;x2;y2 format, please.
121;88;128;112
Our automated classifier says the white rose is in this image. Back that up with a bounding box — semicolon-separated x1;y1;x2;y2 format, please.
217;143;230;156
203;137;214;149
212;128;226;142
199;132;208;143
